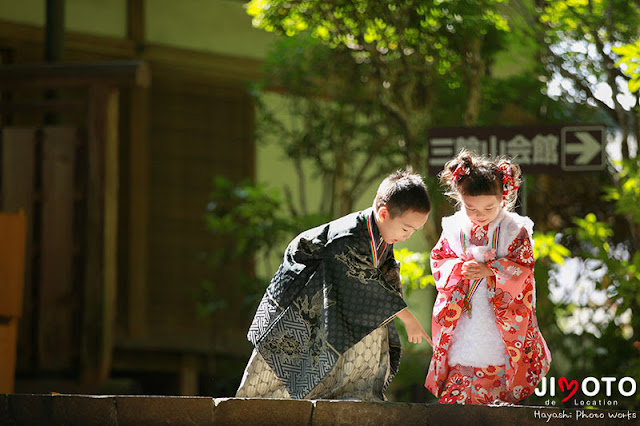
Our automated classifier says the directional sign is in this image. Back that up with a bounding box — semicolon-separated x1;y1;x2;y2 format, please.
561;126;605;170
427;124;606;175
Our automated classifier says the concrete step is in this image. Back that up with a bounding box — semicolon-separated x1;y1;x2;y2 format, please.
0;394;637;425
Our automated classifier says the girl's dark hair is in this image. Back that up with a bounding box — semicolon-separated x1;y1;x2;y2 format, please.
439;149;522;211
374;170;431;217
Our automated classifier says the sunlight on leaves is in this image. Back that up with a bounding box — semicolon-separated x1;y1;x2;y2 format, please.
533;232;570;264
395;248;434;292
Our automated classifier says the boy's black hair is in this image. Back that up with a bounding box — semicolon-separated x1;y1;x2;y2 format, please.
374;171;431;217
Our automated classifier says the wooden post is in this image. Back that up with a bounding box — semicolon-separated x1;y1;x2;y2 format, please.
39;127;77;370
44;0;65;125
127;0;145;50
45;0;65;62
126;2;150;337
81;84;119;387
179;354;199;396
127;86;150;338
1;129;36;370
0;210;27;393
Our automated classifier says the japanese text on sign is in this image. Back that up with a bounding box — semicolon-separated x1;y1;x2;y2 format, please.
427;125;605;175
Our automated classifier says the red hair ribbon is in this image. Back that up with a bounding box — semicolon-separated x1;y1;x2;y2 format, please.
500;164;519;196
452;164;467;183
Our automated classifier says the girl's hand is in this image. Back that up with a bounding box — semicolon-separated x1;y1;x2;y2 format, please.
462;260;494;280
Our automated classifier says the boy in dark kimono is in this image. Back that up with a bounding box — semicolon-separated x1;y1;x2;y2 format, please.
236;171;432;401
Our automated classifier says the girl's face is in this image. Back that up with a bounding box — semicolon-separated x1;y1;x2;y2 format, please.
460;194;502;226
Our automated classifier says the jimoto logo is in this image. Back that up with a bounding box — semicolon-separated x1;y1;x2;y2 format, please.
535;376;637;406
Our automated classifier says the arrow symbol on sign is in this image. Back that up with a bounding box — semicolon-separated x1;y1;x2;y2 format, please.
566;131;601;164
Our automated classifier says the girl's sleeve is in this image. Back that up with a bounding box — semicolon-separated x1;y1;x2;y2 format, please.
430;236;465;296
486;227;535;295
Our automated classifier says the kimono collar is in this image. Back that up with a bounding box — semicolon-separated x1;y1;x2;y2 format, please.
461;208;506;239
367;209;388;268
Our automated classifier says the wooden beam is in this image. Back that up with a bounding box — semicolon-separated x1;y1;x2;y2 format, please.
143;44;263;86
0;19;136;59
0;99;85;114
0;61;151;89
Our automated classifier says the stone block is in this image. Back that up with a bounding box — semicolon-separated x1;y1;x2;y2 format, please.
214;398;313;425
0;394;117;426
51;394;118;425
313;400;430;426
0;393;53;426
424;404;530;426
116;395;214;425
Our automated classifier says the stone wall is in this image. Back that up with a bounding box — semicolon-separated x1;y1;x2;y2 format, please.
0;394;637;425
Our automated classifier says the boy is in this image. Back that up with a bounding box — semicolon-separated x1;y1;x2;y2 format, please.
236;171;431;401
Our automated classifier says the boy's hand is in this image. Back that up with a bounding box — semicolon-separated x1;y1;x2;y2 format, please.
396;308;433;347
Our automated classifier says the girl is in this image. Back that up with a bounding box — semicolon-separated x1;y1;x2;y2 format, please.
425;149;551;405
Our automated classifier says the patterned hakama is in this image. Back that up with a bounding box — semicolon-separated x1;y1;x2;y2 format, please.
237;326;390;401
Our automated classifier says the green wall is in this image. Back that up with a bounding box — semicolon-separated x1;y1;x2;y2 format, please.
0;0;276;59
146;0;275;59
0;0;127;38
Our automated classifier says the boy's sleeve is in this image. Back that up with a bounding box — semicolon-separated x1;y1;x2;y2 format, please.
323;237;407;353
486;227;534;295
379;252;402;294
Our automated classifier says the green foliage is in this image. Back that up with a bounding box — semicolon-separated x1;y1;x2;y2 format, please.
521;0;640;158
205;177;296;259
254;33;408;218
613;39;640;93
571;160;640;332
395;248;434;295
247;0;509;58
200;177;325;315
572;213;614;253
247;0;511;89
539;0;639;38
247;0;515;176
533;232;571;265
605;159;640;223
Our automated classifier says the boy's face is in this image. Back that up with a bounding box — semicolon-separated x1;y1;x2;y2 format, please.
377;206;429;244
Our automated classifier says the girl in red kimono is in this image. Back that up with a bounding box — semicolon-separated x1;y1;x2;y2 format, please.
425;149;551;404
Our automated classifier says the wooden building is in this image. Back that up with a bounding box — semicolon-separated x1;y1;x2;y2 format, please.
0;1;267;396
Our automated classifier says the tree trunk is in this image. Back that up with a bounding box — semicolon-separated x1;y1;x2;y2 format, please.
464;38;484;127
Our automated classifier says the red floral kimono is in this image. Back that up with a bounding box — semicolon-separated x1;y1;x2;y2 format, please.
425;210;551;404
